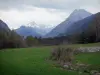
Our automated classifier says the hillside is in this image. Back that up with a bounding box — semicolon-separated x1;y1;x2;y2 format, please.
16;22;54;37
0;19;26;49
16;26;41;37
0;20;10;32
45;9;92;37
64;12;100;43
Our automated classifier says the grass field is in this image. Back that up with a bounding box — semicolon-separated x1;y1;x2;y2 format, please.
0;43;100;75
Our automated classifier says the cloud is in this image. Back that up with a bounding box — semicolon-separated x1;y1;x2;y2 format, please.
0;0;100;11
0;0;100;29
0;6;68;29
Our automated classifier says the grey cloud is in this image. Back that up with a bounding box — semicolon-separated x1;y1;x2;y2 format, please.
0;0;100;11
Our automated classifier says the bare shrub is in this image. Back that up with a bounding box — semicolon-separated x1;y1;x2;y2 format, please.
50;47;76;64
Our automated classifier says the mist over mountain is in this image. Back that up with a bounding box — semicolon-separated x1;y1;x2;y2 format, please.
16;21;55;37
10;9;100;40
27;22;55;35
44;9;92;37
16;26;41;37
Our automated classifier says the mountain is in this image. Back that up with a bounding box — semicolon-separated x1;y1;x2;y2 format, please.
62;12;100;35
0;19;26;49
16;26;41;37
34;25;55;36
27;22;55;36
45;9;92;37
63;14;94;35
64;12;100;43
0;19;11;40
16;21;55;37
0;20;10;32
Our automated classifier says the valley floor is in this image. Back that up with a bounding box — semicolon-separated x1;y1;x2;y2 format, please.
0;43;100;75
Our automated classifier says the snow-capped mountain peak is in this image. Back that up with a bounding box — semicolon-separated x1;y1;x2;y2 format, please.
27;21;40;28
17;21;55;36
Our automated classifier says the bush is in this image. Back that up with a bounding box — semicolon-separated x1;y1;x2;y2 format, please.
50;47;76;64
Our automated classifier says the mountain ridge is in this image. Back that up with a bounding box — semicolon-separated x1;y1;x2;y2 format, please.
16;25;41;37
44;9;92;37
16;22;55;37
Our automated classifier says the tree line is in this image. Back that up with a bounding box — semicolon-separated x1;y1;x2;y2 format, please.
0;19;100;50
0;28;100;50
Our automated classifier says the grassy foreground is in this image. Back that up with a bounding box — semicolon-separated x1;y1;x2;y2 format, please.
0;43;100;75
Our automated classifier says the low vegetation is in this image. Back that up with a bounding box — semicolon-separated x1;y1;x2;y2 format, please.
0;43;100;75
50;47;75;64
0;47;79;75
50;46;100;75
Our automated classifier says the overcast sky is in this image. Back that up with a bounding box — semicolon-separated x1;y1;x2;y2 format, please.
0;0;100;29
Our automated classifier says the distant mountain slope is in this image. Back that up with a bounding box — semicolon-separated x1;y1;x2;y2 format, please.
60;12;100;43
0;19;26;49
63;12;100;36
34;25;55;36
0;20;10;32
26;21;55;36
44;12;100;43
16;21;55;37
45;9;92;37
0;19;11;40
16;26;41;37
87;12;100;41
64;14;95;35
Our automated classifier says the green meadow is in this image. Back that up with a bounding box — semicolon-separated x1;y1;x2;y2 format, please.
0;43;100;75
